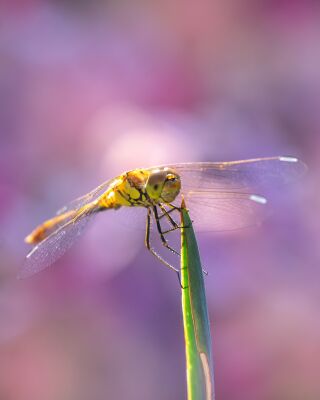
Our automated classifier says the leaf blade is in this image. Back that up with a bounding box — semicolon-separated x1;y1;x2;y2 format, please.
180;199;215;400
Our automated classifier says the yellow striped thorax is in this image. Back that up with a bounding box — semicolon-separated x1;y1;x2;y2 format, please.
98;167;181;209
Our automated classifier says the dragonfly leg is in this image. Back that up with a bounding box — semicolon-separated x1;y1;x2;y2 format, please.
158;203;190;234
145;208;184;286
158;204;181;220
152;206;180;256
158;207;175;219
158;205;207;277
159;204;180;228
158;204;192;234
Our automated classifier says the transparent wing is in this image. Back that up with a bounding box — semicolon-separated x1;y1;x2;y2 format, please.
56;177;116;215
20;213;94;279
170;156;306;192
166;156;306;232
173;191;268;232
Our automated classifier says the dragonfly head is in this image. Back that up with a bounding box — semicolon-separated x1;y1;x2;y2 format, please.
146;168;181;203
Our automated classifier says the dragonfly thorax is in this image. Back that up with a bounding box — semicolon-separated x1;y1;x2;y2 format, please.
146;168;181;204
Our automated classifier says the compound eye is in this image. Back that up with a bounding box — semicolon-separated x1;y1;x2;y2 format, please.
147;170;166;194
166;174;176;181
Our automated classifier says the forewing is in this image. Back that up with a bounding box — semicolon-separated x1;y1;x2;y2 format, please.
171;157;305;191
168;157;306;232
20;213;94;278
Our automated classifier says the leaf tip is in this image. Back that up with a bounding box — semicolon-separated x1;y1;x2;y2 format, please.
181;195;186;210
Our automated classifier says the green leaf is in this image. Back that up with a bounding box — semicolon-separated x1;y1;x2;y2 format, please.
180;198;215;400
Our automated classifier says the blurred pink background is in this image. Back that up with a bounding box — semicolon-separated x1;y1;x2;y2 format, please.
0;1;319;399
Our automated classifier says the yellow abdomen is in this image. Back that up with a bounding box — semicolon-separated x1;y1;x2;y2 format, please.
25;203;95;245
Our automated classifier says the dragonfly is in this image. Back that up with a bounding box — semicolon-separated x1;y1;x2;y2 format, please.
21;156;305;279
